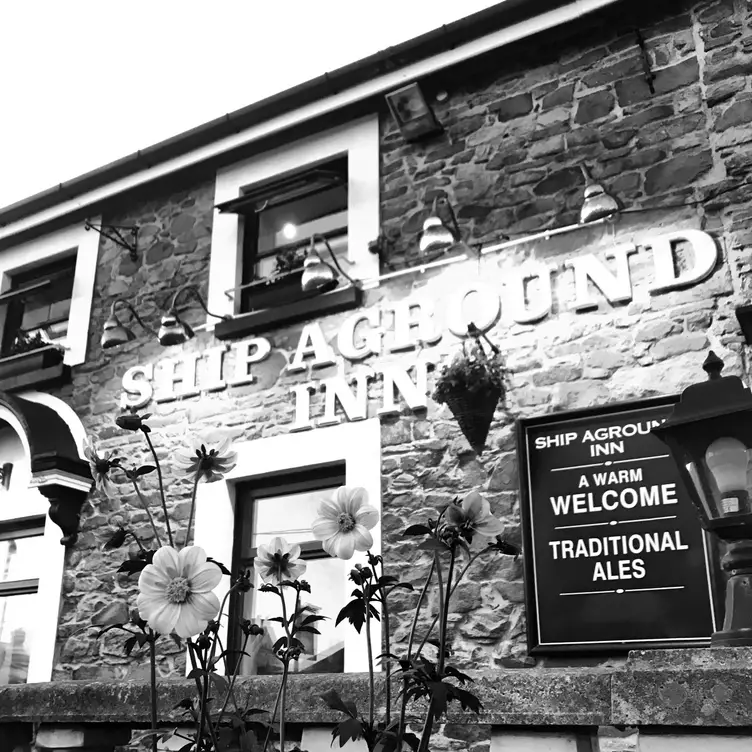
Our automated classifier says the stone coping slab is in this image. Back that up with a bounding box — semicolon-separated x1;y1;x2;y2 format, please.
2;649;752;729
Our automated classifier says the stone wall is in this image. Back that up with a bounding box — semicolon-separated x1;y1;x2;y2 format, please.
45;0;752;688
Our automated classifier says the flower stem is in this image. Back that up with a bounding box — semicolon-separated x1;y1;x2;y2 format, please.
414;547;488;659
131;480;162;547
365;594;375;729
417;551;446;752
397;557;435;750
148;630;158;752
379;560;392;726
184;471;201;548
143;428;174;547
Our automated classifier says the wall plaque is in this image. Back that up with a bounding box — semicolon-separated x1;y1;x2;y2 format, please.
517;396;719;653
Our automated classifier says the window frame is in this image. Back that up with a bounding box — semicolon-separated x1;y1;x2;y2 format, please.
193;418;382;674
230;464;348;675
0;220;100;366
207;116;380;324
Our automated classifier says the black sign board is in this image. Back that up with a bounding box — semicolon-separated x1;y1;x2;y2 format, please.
517;396;719;653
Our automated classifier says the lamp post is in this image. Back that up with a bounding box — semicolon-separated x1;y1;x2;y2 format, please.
652;351;752;646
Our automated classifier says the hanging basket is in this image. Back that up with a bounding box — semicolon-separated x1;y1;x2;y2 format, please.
443;383;502;453
433;323;505;453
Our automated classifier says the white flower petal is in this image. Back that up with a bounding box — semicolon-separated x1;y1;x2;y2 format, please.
312;519;339;539
463;490;487;520
190;562;222;593
473;516;505;537
140;598;180;635
269;537;290;555
351;525;374;551
152;546;181;580
345;487;368;516
287;561;307;580
138;564;170;594
288;543;301;560
331;533;356;560
179;546;207;578
317;496;342;519
354;504;379;530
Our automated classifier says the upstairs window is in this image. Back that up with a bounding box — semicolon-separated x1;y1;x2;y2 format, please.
0;256;76;356
207;116;379;336
216;157;350;314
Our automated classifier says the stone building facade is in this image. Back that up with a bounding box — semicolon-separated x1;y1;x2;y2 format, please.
1;0;752;749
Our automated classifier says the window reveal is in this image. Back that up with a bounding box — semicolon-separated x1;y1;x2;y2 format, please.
231;465;347;676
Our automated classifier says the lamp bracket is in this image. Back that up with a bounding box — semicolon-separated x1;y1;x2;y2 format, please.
85;221;139;262
736;304;752;345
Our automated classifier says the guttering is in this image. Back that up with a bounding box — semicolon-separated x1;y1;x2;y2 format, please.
0;0;620;244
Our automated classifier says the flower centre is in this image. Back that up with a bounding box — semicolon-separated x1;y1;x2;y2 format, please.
166;576;191;604
337;512;356;533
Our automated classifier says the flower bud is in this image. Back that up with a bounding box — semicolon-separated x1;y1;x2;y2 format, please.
115;413;150;432
196;633;211;650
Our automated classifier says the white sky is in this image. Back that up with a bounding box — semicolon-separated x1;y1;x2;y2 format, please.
0;1;502;211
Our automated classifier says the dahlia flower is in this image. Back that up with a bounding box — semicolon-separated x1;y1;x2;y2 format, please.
444;490;504;540
312;487;379;560
254;537;307;584
174;436;237;483
83;436;119;498
137;546;221;638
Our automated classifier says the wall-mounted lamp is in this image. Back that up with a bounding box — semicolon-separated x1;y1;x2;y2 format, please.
84;221;139;262
301;235;358;294
418;196;460;257
579;166;620;224
101;286;230;350
652;352;752;646
0;463;12;491
158;285;230;346
385;82;443;142
101;299;156;350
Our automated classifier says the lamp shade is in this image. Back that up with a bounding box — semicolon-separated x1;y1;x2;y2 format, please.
158;312;195;346
652;352;752;539
101;312;136;349
419;216;455;254
301;247;338;293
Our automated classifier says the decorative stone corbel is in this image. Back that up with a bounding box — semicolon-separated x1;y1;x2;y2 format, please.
31;453;92;547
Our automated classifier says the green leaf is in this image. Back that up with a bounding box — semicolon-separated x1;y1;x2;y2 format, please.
321;689;358;718
295;625;320;635
210;672;229;696
299;613;328;626
418;538;448;552
206;556;231;575
123;635;138;655
334;717;363;747
187;667;204;679
117;558;149;575
403;524;432;536
136;465;157;476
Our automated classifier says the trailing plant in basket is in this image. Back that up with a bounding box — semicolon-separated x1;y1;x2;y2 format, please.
87;410;519;752
432;323;506;453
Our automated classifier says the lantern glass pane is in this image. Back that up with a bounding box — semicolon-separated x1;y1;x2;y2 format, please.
698;437;752;517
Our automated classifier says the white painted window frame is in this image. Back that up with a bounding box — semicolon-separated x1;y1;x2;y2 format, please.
0;219;100;366
206;116;380;323
193;418;382;673
0;391;89;683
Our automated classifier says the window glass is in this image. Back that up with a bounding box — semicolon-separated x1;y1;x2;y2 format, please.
3;256;76;353
0;536;44;583
238;485;349;675
0;592;36;685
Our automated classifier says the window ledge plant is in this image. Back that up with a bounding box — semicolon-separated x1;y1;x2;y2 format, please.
88;411;519;752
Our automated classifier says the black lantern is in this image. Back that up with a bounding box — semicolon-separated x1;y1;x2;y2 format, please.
652;351;752;646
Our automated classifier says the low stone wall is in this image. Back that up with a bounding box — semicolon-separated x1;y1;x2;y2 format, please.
6;648;752;750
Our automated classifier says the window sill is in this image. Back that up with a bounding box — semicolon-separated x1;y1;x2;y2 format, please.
215;285;363;340
0;346;69;392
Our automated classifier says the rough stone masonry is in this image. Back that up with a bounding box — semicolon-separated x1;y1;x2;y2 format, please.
49;0;751;695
